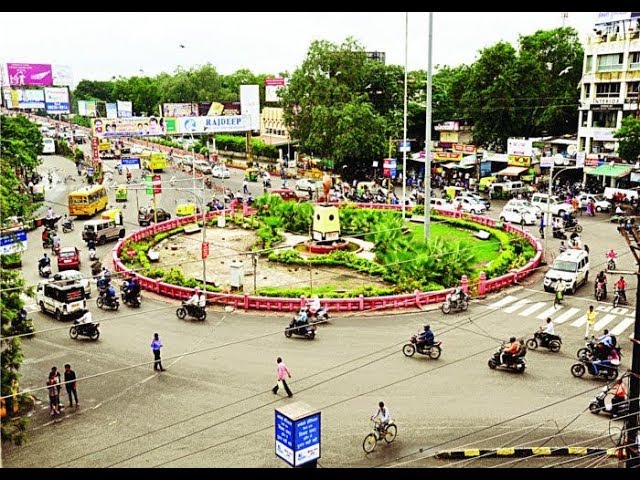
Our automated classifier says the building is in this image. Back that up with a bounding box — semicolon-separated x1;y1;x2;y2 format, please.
577;12;640;158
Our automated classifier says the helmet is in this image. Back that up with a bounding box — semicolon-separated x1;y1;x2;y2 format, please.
424;325;430;331
509;336;516;343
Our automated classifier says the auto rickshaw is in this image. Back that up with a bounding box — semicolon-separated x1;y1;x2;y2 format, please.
245;168;259;182
176;202;198;217
32;184;45;201
115;184;128;202
101;208;124;226
478;176;496;193
445;186;464;200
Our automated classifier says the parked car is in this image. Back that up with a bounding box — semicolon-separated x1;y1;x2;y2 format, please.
499;206;537;225
429;198;456;212
296;178;318;191
53;270;92;298
576;193;612;212
194;160;212;175
455;191;491;210
138;206;171;226
505;199;541;218
211;165;231;178
530;193;569;217
57;246;81;272
451;197;487;215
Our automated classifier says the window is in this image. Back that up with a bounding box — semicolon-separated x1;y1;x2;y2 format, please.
595;82;621;98
580;112;588;128
630;52;640;70
585;55;593;72
628;81;640;98
597;53;623;71
583;83;591;99
591;111;618;128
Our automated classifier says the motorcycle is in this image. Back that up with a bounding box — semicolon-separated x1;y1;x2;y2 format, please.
89;248;97;261
613;288;627;308
595;282;607;301
284;317;317;340
307;305;330;325
96;294;119;311
526;331;562;353
120;282;141;308
176;301;207;321
570;358;619;381
552;227;567;240
62;219;75;233
607;258;616;271
402;335;442;359
576;339;619;361
69;318;100;341
441;290;469;314
564;218;583;233
52;243;61;256
487;346;526;373
42;236;53;249
38;264;52;278
589;385;629;419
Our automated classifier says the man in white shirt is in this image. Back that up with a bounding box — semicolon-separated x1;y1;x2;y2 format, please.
185;287;206;310
541;317;560;343
371;401;390;433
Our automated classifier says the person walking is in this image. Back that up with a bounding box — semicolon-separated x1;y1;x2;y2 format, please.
243;178;249;195
272;357;293;397
64;364;79;408
585;305;597;339
151;333;165;372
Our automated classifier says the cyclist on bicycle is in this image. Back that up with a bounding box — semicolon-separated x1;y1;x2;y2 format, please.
371;401;390;434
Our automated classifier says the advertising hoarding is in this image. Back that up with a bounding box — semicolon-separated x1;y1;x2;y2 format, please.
595;12;640;25
3;88;17;108
162;103;198;117
265;77;286;102
106;103;118;119
44;87;70;113
78;100;97;117
240;84;260;130
175;115;251;134
275;410;321;467
14;88;46;109
52;64;73;86
197;101;241;116
92;116;174;138
507;138;534;157
117;100;133;118
6;63;52;86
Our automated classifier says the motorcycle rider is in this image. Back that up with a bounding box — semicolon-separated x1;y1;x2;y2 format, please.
449;286;467;307
595;270;607;298
52;232;61;253
308;294;321;315
62;214;73;231
611;379;628;418
42;227;52;247
38;253;51;274
500;337;519;365
416;325;435;349
559;241;567;253
126;274;141;304
615;276;627;304
105;284;117;306
540;317;560;344
607;249;617;268
294;307;309;327
184;287;206;316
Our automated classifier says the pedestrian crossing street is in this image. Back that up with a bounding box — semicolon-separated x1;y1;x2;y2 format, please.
485;295;635;336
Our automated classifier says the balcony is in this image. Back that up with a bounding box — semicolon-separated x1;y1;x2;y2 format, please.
597;64;623;72
630;62;640;70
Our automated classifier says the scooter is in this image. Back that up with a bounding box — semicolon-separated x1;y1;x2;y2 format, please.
526;331;562;353
307;305;330;325
613;288;627;308
62;219;75;233
441;290;469;314
284;317;317;340
487;346;526;373
89;248;97;261
52;243;61;256
176;301;207;321
595;282;607;301
402;336;442;359
96;294;119;311
570;358;619;381
38;264;52;278
589;385;629;419
69;318;100;341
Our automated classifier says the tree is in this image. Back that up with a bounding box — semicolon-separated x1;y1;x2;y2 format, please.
615;116;640;162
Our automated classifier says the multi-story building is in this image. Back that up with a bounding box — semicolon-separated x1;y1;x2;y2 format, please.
577;13;640;157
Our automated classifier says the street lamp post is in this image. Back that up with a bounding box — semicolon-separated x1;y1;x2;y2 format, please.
544;165;582;261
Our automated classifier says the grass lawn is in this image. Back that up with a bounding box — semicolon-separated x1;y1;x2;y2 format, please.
408;222;501;269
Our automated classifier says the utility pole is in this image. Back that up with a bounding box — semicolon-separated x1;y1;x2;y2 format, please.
618;226;640;467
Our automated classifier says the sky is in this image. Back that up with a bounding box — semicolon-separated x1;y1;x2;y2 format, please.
0;12;599;86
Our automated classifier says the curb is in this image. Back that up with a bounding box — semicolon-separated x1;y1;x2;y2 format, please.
436;447;619;459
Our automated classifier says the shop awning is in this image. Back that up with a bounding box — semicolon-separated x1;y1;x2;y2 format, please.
496;166;527;177
585;164;632;178
442;162;458;169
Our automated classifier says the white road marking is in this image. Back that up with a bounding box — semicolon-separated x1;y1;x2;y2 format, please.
570;315;586;327
487;295;518;309
520;302;546;316
554;307;580;324
610;317;635;336
504;299;530;314
536;305;560;320
593;314;617;331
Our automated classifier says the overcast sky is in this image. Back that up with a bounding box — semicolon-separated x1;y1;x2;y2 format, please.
1;12;598;86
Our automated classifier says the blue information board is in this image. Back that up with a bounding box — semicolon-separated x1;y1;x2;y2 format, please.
275;410;321;467
0;228;27;255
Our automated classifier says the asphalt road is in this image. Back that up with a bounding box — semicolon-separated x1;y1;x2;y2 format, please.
2;155;631;468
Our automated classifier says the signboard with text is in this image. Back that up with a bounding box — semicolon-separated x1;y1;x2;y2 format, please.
163;103;198;117
275;409;321;467
452;144;476;154
435;121;460;131
265;77;286;102
433;152;463;162
508;155;532;167
13;88;45;109
507;138;533;157
44;87;70;113
92;117;174;137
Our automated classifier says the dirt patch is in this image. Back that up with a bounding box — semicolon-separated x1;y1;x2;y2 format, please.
154;225;389;294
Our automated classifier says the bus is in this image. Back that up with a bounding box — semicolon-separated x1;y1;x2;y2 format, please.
42;137;55;154
68;185;109;217
140;151;167;172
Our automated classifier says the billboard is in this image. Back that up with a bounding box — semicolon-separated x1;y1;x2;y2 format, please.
265;77;286;102
595;12;640;25
0;228;28;255
507;138;533;157
3;88;16;108
197;101;241;116
14;88;45;109
106;102;118;119
44;87;70;113
92;116;175;138
52;64;73;86
163;103;198;117
117;100;133;118
174;115;251;134
6;63;52;86
78;100;97;117
240;84;260;130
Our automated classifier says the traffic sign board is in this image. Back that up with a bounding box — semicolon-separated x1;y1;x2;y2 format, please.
201;241;210;260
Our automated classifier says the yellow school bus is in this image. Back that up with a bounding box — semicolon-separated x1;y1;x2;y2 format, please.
140;152;167;172
68;185;109;217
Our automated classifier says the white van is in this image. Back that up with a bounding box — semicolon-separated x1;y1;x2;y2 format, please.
543;249;589;294
53;270;92;298
530;193;570;217
36;280;87;320
82;219;125;245
42;137;55;154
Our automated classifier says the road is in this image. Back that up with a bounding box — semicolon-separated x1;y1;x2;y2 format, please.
2;155;630;468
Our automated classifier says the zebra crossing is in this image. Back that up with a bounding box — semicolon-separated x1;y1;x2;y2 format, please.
486;295;635;336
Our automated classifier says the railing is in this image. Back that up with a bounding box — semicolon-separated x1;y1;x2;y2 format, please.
112;204;543;312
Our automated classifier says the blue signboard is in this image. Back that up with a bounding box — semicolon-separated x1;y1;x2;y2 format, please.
87;167;94;176
399;140;411;152
121;157;140;170
275;410;321;467
0;228;27;255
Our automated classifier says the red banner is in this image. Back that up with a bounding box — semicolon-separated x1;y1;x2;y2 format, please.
452;144;476;154
92;137;99;162
152;174;162;194
201;242;210;260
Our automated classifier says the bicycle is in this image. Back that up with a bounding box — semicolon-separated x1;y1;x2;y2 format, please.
362;419;397;453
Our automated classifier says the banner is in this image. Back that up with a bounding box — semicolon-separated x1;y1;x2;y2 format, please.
106;102;118;119
78;100;97;117
508;155;532;167
92;116;175;138
452;144;477;154
52;64;73;86
240;85;260;130
2;88;16;108
433;152;463;162
6;63;52;86
507;138;533;157
14;88;45;109
117;100;133;118
197;101;240;116
44;87;70;113
174;115;252;134
162;103;197;117
265;77;286;102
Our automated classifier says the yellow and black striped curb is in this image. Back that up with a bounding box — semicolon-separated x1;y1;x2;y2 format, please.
436;447;619;459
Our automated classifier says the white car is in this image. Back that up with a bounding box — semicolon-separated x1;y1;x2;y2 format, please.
505;199;541;218
530;193;570;217
131;145;144;154
296;178;318;191
576;193;611;212
211;165;231;178
194;160;212;175
451;197;486;215
499;206;538;225
53;270;92;298
429;198;455;212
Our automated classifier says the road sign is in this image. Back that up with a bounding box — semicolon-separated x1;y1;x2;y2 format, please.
145;175;153;195
201;241;210;260
275;406;321;467
399;140;411;153
152;174;162;194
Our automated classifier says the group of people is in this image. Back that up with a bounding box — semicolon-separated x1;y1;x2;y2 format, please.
46;365;79;417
